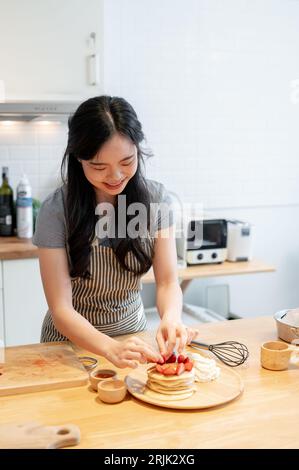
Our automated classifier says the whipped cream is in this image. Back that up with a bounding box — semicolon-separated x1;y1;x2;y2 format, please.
189;352;221;383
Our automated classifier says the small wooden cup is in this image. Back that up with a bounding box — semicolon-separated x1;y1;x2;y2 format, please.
97;379;127;404
89;368;118;392
261;341;299;371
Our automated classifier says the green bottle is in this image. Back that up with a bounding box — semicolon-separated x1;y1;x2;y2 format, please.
0;167;14;236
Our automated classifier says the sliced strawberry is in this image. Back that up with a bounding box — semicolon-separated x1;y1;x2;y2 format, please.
163;362;177;373
158;364;171;372
166;353;176;363
163;366;176;376
155;364;164;374
184;357;191;364
167;363;177;371
184;362;193;372
176;363;185;376
177;354;186;363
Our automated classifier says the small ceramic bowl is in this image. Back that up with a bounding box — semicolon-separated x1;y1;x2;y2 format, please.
97;379;127;404
89;368;118;392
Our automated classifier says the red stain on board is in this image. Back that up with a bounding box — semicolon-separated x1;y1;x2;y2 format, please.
32;359;48;367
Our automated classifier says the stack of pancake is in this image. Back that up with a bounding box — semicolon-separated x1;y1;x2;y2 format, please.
146;365;196;401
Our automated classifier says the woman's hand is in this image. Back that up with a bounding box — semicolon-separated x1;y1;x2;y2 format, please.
105;336;163;369
156;317;200;357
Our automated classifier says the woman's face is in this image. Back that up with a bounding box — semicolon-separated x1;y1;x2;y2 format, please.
80;133;138;197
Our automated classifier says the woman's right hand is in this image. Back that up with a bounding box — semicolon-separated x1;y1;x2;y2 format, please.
106;336;163;369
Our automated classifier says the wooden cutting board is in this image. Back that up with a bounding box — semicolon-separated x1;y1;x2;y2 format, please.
0;422;80;449
0;342;89;396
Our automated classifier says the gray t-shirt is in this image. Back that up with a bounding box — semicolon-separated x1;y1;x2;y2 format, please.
33;178;174;251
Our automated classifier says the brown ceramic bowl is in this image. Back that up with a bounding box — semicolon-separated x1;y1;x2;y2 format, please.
97;379;127;404
89;368;118;392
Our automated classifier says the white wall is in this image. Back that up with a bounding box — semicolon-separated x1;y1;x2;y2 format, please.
102;0;299;317
0;121;67;201
102;0;299;208
0;0;299;318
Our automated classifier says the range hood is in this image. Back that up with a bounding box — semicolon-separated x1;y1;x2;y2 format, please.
0;100;80;122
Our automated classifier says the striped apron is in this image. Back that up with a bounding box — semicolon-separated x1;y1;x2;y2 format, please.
40;236;153;342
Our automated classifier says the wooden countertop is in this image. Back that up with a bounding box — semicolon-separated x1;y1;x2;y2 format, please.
1;316;298;449
141;259;275;283
0;237;38;260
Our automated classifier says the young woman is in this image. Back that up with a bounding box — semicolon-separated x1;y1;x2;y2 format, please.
33;96;199;369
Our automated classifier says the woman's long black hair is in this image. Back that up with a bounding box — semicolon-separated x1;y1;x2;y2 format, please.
61;95;154;278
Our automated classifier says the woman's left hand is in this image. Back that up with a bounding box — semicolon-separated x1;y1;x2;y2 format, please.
156;317;200;358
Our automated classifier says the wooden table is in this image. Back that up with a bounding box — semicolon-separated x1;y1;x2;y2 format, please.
1;316;298;449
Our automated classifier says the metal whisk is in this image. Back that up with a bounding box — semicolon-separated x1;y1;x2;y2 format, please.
190;340;249;367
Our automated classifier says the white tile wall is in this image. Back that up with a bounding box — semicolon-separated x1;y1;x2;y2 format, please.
0;122;67;202
102;0;299;208
101;0;299;317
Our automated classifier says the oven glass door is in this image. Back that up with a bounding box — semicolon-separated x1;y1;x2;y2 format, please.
187;220;227;250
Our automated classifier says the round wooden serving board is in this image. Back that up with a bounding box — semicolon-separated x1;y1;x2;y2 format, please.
125;363;244;410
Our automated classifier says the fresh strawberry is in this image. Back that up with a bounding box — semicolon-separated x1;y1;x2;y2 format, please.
157;357;165;365
166;353;176;363
176;363;185;376
161;354;169;363
163;362;177;372
155;358;193;375
163;366;176;376
177;354;186;363
155;364;164;374
160;364;170;370
184;362;193;372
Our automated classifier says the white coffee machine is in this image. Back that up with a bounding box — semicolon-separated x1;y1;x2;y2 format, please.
226;220;254;262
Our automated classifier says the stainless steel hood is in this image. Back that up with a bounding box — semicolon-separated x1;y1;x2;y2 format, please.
0;100;80;122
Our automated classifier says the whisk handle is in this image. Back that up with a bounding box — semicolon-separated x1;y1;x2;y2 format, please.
190;340;211;351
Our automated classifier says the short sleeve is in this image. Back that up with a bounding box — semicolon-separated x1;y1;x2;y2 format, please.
156;184;175;231
146;179;175;233
32;188;66;248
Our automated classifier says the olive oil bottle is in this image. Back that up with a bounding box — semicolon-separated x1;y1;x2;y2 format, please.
0;167;14;236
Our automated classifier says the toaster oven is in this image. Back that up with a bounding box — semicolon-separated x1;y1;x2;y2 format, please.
176;218;228;265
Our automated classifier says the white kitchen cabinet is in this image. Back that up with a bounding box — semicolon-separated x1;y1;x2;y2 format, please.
2;259;47;346
0;0;103;100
